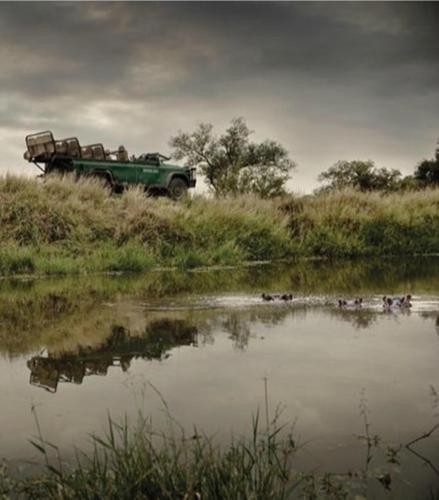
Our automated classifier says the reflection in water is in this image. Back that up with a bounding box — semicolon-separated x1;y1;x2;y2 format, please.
24;302;439;394
223;312;251;350
329;308;379;329
1;256;438;355
420;312;439;336
0;259;439;495
27;320;198;392
24;307;300;392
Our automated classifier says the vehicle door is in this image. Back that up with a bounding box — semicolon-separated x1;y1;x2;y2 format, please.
137;157;161;187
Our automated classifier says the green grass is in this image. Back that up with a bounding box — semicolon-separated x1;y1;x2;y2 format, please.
0;407;428;499
0;245;36;275
0;411;299;499
1;174;439;276
0;410;383;500
283;188;439;256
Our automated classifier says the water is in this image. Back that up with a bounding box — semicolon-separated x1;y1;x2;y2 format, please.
1;258;439;495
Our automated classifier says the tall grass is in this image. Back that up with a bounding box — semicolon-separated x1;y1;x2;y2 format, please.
1;412;303;499
283;188;439;256
1;174;439;275
0;175;293;275
0;407;429;499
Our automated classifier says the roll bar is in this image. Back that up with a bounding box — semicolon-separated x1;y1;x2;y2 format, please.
24;130;167;165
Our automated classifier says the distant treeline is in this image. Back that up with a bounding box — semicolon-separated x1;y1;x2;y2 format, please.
170;118;439;197
317;152;439;193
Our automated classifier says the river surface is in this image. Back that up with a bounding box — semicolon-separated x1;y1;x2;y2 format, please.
1;258;439;496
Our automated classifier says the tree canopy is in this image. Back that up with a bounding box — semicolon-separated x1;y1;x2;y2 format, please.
169;118;295;198
317;160;402;192
414;142;439;186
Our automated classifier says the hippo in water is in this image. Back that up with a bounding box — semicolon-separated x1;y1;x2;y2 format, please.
338;298;363;308
383;294;412;309
262;293;293;302
394;294;412;307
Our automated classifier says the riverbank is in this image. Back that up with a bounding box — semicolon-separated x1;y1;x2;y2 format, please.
1;175;438;276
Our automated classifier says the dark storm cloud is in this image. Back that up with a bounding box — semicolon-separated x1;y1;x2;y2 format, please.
1;2;438;99
0;2;438;191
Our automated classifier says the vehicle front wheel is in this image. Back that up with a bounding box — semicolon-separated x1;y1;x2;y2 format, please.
168;177;188;200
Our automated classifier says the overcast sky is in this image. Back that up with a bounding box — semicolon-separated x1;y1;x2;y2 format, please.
0;2;438;192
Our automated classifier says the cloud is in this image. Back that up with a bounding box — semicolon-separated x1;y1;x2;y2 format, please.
0;2;438;192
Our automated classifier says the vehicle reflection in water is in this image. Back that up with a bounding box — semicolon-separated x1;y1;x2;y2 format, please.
27;320;198;392
24;301;439;394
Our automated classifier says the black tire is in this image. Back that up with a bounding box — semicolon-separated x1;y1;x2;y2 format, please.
168;177;188;200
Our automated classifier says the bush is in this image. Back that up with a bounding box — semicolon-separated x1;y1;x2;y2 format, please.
0;245;35;275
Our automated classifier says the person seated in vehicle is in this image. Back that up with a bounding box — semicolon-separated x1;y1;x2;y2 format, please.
116;145;129;162
81;146;93;159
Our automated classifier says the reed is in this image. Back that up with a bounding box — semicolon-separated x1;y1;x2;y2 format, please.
1;412;302;499
1;406;429;499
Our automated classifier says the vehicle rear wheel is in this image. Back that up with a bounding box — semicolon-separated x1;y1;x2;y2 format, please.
87;171;114;191
168;177;188;200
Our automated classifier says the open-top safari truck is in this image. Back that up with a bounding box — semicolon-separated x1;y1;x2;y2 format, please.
24;130;196;199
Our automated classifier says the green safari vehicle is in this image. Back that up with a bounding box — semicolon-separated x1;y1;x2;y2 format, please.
24;131;196;199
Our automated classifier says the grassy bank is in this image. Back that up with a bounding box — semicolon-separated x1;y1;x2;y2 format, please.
0;175;292;276
283;189;439;256
1;175;439;275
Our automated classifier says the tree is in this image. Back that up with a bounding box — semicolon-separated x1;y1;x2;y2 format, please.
414;141;439;186
317;160;402;192
397;174;420;191
169;118;295;198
